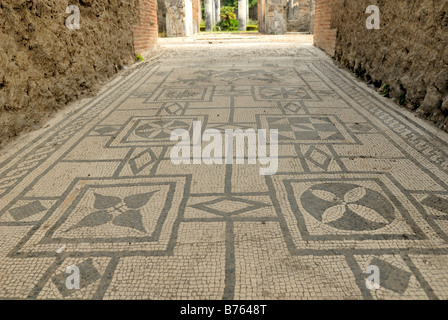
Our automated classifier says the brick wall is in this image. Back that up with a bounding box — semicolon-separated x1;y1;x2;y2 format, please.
313;0;336;56
192;0;201;34
133;0;159;55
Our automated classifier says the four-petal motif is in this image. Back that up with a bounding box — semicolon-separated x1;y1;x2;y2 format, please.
67;191;159;233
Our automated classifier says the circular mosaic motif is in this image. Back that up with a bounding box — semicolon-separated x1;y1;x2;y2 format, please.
301;183;396;231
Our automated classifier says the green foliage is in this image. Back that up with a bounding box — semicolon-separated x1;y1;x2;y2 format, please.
223;0;257;7
398;92;406;105
216;19;239;31
136;54;144;62
378;84;390;97
216;6;239;31
246;24;258;31
220;6;236;21
355;69;366;78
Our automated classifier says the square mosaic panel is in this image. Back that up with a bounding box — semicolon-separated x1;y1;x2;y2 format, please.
257;115;359;144
144;87;214;103
270;173;448;253
108;116;206;147
253;86;319;102
13;176;188;255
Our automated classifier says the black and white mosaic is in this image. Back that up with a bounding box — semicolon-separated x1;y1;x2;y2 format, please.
0;38;448;300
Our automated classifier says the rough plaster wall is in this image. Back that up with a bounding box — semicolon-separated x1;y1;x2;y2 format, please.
157;0;167;33
159;0;198;37
332;0;448;131
259;0;288;34
166;0;187;37
0;0;141;146
287;0;315;33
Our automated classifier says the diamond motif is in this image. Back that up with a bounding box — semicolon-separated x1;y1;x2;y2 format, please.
129;148;158;175
304;146;332;170
164;102;184;115
93;126;118;135
283;102;302;113
190;197;269;217
368;258;412;294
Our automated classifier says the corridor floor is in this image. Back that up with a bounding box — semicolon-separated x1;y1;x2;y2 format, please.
1;35;448;299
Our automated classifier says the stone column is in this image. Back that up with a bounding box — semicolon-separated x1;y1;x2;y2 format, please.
215;0;221;23
205;0;213;31
238;0;247;31
185;0;193;36
246;0;249;22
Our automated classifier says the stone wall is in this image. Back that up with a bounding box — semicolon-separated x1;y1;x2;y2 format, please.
157;0;200;37
0;0;158;146
249;4;258;20
315;0;448;131
287;0;315;33
258;0;288;34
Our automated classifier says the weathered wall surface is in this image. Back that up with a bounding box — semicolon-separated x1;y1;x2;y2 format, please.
157;0;200;37
258;0;288;34
249;4;258;20
315;0;448;131
157;0;167;33
0;0;157;146
287;0;315;33
192;0;201;34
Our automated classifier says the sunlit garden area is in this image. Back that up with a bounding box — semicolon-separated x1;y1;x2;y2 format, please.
200;0;258;32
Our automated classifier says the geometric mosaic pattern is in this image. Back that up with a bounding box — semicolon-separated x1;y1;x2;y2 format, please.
1;36;448;299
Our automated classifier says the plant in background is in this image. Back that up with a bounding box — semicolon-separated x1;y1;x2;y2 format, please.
136;54;144;62
378;84;390;97
247;18;258;31
217;6;239;31
398;92;406;105
355;68;366;79
223;0;257;8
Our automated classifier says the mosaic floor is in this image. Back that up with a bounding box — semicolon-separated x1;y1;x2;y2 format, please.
1;35;448;299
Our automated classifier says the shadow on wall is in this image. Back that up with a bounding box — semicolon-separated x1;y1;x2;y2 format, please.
330;0;448;131
0;0;149;146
